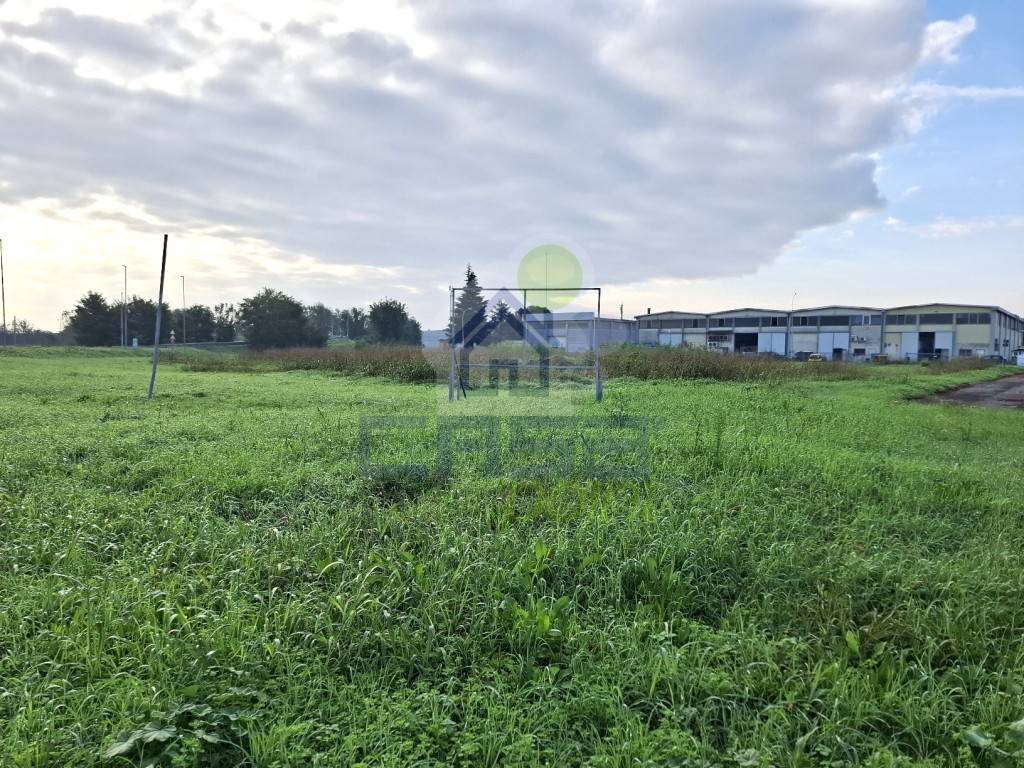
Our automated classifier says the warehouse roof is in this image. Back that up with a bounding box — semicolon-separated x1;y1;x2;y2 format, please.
793;305;884;313
707;307;789;315
635;304;1022;322
633;310;706;318
887;302;1022;320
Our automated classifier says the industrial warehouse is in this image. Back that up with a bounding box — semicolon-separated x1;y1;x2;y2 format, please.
637;303;1024;361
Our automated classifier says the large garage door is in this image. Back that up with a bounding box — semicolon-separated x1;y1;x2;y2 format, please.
901;331;918;361
817;332;850;360
757;332;786;355
818;333;834;357
832;332;850;360
791;333;817;355
935;331;953;359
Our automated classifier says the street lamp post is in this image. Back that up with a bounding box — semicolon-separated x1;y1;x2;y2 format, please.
179;274;186;345
121;264;128;348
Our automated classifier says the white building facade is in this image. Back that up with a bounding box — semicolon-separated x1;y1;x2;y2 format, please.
637;303;1023;361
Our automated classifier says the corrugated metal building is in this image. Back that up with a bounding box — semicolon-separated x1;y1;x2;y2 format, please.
636;303;1023;361
523;312;638;353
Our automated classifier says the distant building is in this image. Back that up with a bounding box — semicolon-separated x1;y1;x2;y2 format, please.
637;303;1024;361
522;312;637;353
438;312;637;353
421;329;447;347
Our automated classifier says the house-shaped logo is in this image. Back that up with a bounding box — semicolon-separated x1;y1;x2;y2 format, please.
449;287;552;397
450;287;550;350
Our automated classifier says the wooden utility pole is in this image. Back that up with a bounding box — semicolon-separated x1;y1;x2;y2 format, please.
148;235;168;400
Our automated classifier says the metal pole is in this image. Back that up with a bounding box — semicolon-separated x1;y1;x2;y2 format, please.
123;264;128;348
120;264;126;347
522;288;527;363
448;286;455;401
148;235;168;400
179;274;186;345
0;238;6;348
596;288;602;401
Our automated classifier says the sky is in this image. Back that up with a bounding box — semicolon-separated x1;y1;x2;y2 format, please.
0;0;1021;331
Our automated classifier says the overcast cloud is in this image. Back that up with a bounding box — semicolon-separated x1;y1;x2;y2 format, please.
0;0;1020;325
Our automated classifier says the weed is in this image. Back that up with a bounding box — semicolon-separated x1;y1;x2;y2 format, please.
0;349;1022;765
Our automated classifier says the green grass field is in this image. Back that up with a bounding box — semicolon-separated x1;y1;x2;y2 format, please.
1;350;1023;766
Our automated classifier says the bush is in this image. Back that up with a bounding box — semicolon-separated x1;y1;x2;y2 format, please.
921;357;998;374
174;345;438;383
238;289;326;349
600;345;864;382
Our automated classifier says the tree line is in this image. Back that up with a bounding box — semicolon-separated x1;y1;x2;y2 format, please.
0;318;63;346
67;288;421;349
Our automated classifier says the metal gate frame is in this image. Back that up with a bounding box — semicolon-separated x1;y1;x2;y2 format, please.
447;285;603;402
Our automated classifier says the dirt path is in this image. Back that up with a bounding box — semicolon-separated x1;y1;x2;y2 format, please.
923;373;1024;408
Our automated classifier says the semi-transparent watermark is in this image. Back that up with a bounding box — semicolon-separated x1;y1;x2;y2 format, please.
359;415;648;482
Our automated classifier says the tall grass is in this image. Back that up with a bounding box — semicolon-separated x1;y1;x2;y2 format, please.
1;351;1023;764
166;344;879;386
601;344;866;381
165;345;439;383
920;357;1000;374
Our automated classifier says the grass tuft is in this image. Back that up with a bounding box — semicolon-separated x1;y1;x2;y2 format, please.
0;348;1022;765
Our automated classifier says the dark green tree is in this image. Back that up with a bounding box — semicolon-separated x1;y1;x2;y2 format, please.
70;292;118;346
334;307;367;339
173;305;215;343
305;303;335;342
516;304;551;317
124;297;172;345
402;317;423;346
368;299;421;345
213;303;237;342
446;264;488;347
239;288;326;349
485;300;520;343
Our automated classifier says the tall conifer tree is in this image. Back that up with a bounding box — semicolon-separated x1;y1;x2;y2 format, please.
446;264;488;347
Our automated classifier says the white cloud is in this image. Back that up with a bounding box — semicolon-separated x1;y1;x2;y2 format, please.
920;14;976;65
898;82;1024;133
0;1;1018;328
892;215;1024;238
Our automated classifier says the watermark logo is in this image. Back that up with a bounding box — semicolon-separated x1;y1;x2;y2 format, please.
367;242;639;481
441;242;602;401
358;414;649;482
516;244;584;311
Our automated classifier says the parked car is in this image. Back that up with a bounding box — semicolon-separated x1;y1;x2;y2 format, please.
807;353;825;362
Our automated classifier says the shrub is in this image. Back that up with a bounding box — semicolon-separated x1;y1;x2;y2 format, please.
921;357;998;374
172;345;438;383
601;345;864;382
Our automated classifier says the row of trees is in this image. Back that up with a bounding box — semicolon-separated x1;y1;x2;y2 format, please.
0;318;63;346
68;293;238;346
67;289;422;349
